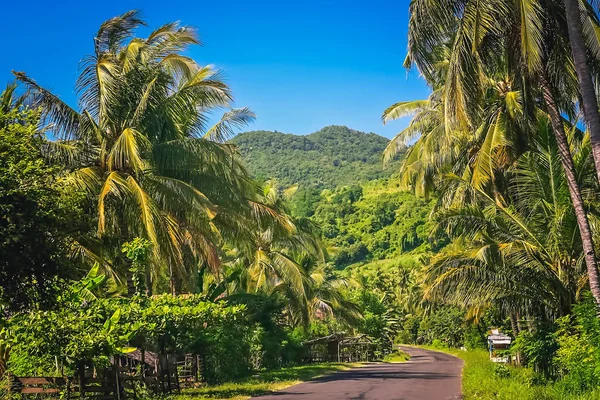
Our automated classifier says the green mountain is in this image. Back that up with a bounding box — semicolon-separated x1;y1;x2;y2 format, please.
230;125;400;190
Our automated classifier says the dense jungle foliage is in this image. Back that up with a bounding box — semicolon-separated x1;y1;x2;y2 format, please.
8;1;600;398
0;12;413;388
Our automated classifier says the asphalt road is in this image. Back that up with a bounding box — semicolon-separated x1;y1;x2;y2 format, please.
252;346;463;400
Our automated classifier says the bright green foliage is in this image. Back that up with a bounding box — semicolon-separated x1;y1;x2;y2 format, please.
438;348;600;400
351;290;399;347
418;307;467;348
8;301;139;374
122;238;152;295
231;126;399;191
423;126;596;319
5;267;320;383
312;179;437;267
552;295;600;394
15;11;259;293
512;328;559;378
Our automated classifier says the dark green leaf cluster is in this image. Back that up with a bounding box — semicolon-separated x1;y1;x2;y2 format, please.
0;95;87;311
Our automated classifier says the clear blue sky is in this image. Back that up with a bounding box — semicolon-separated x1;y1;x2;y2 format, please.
0;0;430;138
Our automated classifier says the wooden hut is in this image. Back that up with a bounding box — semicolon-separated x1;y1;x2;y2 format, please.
302;333;345;363
302;333;383;363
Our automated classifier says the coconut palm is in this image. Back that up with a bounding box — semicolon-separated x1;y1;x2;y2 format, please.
226;181;323;298
279;253;361;326
396;0;600;304
14;11;257;293
424;122;598;319
383;62;530;208
563;0;600;184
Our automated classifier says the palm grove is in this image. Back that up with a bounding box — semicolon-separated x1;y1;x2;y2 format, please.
6;1;600;396
375;0;600;390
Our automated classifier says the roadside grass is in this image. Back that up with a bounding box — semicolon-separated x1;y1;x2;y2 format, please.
170;363;363;400
420;346;600;400
383;349;411;363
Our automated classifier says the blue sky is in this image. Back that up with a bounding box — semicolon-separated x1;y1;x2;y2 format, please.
0;0;429;138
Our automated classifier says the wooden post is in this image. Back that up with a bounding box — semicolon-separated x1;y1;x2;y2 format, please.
5;371;13;397
141;348;146;378
114;355;122;400
78;363;86;399
66;376;71;400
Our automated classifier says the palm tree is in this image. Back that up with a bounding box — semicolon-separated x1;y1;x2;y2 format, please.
14;11;257;293
563;0;600;184
397;0;600;305
383;68;528;204
226;181;323;300
281;254;361;326
425;123;597;319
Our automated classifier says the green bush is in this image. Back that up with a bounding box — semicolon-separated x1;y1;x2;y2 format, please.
552;295;600;394
494;363;511;378
512;328;558;378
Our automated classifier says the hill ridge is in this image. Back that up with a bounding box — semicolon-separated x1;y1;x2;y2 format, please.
230;125;400;190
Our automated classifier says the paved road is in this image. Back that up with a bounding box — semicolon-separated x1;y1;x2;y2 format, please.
253;346;463;400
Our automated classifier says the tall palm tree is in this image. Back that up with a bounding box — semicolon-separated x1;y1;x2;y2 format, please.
425;123;597;319
208;181;359;327
563;0;600;184
14;11;257;293
383;68;528;205
227;181;323;299
281;253;361;327
397;0;600;305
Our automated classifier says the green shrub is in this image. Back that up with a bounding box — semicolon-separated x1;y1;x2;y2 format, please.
512;329;558;378
552;295;600;394
494;363;511;378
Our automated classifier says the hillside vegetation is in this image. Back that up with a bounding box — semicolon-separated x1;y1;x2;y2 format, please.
310;179;438;268
230;126;400;190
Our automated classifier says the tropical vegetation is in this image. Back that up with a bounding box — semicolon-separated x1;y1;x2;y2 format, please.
7;0;600;398
0;11;397;396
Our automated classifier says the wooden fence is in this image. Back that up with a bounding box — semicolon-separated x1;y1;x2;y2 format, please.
5;353;203;398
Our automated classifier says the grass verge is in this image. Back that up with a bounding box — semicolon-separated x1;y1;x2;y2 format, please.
420;346;600;400
170;362;363;400
383;349;411;363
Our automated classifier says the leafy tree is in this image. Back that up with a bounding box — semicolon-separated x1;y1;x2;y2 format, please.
0;84;83;311
398;0;600;305
423;124;597;320
312;179;436;267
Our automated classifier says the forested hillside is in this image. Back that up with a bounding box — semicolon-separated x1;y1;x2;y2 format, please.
230;125;400;189
310;179;439;268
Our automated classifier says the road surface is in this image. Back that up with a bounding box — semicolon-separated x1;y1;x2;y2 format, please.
253;346;463;400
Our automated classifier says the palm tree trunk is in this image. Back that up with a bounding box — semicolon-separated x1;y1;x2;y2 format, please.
169;264;176;296
145;268;153;297
510;314;519;336
540;74;600;306
510;314;522;365
118;219;135;297
564;0;600;184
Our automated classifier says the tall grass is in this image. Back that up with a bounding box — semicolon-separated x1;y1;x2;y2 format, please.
442;349;600;400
